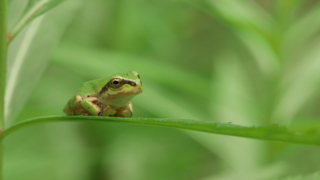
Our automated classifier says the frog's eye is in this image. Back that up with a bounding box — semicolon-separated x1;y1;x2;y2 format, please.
111;78;122;88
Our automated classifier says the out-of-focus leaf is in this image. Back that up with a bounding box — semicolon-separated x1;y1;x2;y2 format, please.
205;52;272;177
202;162;286;180
285;4;320;54
23;0;65;19
190;0;279;76
273;171;320;180
273;38;320;123
4;123;89;180
2;116;320;146
274;0;304;24
5;0;84;127
211;53;259;125
8;0;66;42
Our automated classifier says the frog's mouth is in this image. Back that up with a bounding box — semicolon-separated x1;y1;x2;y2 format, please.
124;84;143;95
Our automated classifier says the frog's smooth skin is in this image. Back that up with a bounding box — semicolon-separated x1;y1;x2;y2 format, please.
63;71;143;117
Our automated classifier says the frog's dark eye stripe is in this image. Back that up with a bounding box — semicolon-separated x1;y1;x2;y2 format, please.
122;79;136;86
99;78;137;94
99;85;109;95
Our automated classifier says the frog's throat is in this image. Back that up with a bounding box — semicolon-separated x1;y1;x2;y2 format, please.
106;94;137;108
104;89;142;101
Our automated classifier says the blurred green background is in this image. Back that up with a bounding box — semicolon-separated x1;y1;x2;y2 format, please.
4;0;320;179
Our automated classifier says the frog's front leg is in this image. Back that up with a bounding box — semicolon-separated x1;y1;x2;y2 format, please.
80;97;101;116
80;97;102;115
81;97;117;116
114;102;133;117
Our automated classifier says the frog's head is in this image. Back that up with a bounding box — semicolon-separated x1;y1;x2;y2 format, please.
100;71;143;102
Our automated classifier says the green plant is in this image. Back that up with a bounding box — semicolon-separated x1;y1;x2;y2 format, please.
2;0;320;179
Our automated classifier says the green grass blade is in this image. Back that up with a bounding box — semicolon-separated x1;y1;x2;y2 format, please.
7;0;65;43
2;116;320;146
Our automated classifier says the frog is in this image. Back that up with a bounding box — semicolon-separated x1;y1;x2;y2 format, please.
63;71;143;117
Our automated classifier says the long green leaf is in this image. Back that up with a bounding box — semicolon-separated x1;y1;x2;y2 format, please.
7;0;65;43
2;116;320;146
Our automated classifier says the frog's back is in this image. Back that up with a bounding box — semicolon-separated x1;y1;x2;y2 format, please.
77;78;109;96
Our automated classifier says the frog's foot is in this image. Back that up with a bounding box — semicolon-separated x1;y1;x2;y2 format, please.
114;102;133;117
74;108;90;116
99;105;117;116
80;97;102;116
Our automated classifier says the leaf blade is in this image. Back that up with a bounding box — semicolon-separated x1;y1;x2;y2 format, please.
2;116;320;146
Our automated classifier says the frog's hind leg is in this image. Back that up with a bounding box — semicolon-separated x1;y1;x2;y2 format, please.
100;105;117;116
114;102;133;117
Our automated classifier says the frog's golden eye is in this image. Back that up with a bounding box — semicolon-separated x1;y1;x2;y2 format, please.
111;78;122;88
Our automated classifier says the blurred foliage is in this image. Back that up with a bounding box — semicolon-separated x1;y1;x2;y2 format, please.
4;0;320;179
6;0;66;43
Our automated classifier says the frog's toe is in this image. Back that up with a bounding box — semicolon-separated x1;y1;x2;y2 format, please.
115;109;132;117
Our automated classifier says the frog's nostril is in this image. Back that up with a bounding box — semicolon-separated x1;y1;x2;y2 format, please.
130;81;136;86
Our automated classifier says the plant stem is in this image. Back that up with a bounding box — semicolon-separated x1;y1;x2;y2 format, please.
0;0;7;179
7;0;51;44
0;0;7;131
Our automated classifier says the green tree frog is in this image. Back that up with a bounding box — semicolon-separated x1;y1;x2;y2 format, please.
63;71;143;117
